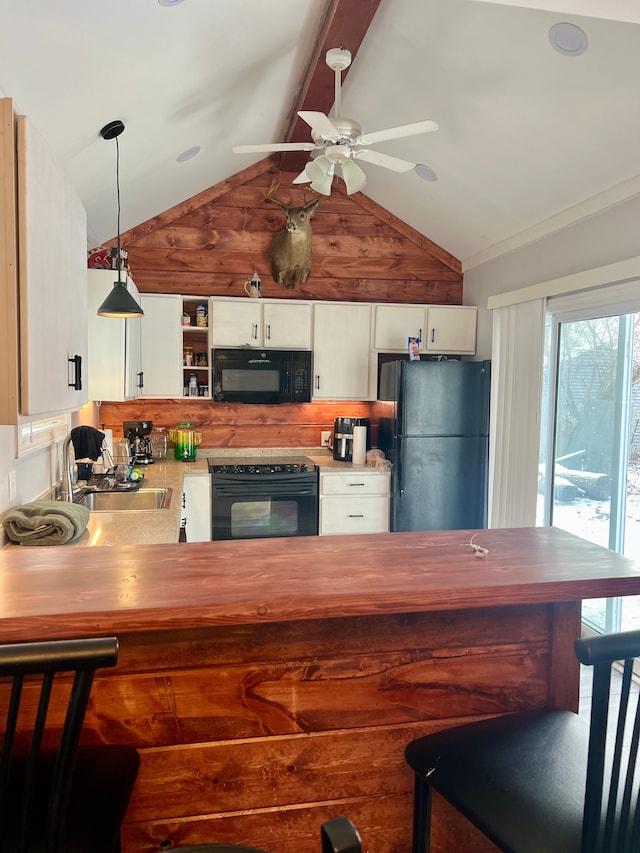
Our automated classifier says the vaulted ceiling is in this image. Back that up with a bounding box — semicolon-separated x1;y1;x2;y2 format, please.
0;0;638;270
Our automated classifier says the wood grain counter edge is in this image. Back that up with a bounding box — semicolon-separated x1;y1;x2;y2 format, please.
0;527;639;642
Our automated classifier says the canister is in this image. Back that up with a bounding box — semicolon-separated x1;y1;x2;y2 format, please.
183;345;194;366
196;303;208;327
174;429;197;462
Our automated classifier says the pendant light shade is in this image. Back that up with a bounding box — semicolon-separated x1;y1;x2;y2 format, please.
97;120;144;318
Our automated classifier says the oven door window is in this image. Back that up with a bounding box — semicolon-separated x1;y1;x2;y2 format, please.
231;498;299;538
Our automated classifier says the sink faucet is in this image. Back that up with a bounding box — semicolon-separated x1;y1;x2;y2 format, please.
61;432;78;502
61;431;116;501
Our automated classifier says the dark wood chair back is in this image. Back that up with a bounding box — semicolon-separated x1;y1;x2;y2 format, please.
0;636;139;853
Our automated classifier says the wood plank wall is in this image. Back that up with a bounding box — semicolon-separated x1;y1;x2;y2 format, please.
99;157;463;446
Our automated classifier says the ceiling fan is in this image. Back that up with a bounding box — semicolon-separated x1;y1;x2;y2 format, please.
232;47;439;195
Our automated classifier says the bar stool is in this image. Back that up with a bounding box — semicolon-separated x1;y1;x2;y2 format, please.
0;636;140;853
404;629;640;853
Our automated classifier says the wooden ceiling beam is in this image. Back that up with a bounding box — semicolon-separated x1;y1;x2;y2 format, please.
279;0;382;173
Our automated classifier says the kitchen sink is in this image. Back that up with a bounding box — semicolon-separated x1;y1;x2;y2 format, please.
75;487;172;512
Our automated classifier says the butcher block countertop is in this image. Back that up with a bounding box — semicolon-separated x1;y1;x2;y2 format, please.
1;525;639;643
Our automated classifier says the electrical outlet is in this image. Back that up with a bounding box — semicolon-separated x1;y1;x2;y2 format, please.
321;430;331;448
8;470;16;503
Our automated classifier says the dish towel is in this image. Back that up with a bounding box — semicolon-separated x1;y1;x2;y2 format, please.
2;500;90;546
71;426;105;462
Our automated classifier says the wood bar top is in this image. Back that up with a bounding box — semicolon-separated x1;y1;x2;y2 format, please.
1;527;639;642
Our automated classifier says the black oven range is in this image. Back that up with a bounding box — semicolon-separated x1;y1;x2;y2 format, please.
208;457;318;541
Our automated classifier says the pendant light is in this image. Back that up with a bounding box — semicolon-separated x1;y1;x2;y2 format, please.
97;120;144;318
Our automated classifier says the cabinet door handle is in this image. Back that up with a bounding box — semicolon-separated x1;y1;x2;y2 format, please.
349;483;366;487
252;324;258;339
348;514;365;518
266;324;271;340
138;371;144;390
419;328;422;341
431;328;435;343
68;354;82;391
315;375;320;390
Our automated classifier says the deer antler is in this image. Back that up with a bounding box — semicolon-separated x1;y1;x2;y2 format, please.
266;180;289;209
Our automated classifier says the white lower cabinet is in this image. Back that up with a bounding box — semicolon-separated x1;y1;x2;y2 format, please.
319;469;390;535
182;473;211;542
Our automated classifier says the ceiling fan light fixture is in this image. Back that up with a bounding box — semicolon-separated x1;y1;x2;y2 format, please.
97;120;144;319
310;164;335;196
306;155;332;182
341;159;367;195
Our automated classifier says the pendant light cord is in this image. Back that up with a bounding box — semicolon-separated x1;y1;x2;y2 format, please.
115;134;122;285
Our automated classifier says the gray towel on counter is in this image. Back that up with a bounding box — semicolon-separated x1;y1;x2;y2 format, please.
2;500;90;546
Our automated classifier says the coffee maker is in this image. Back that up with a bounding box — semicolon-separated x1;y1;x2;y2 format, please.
123;421;154;465
332;417;371;462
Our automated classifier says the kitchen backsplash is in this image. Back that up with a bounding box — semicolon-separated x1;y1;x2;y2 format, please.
97;399;377;448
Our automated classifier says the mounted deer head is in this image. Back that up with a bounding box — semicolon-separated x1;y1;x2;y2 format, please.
266;182;321;290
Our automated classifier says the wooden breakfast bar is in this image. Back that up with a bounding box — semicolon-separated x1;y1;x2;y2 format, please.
1;526;640;852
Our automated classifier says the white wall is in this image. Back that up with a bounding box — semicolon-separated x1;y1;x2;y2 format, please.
464;194;640;358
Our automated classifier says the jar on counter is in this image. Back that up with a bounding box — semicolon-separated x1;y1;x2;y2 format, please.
151;427;167;459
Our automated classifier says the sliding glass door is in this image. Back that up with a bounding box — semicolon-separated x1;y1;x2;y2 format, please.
539;307;640;634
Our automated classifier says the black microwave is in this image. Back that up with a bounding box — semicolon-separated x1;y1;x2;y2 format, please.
212;348;312;404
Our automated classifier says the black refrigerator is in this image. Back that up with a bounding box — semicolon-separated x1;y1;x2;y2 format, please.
377;359;491;532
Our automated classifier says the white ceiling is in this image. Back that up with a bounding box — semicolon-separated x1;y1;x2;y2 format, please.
0;0;638;270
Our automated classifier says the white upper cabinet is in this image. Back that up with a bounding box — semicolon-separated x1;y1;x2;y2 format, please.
87;270;142;402
373;303;477;355
312;302;372;400
425;305;477;355
140;293;183;398
17;114;88;415
373;304;428;351
262;300;312;349
211;297;312;349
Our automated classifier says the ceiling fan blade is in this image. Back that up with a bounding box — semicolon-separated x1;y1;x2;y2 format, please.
340;159;367;195
355;119;439;146
232;142;316;154
292;166;312;184
297;111;340;140
353;148;416;173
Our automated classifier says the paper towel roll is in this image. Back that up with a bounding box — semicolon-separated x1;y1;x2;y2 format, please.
352;426;367;465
